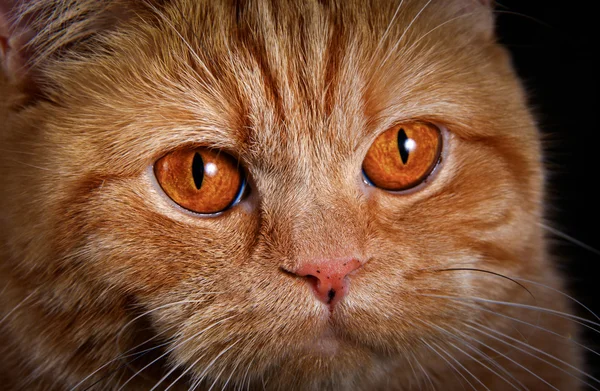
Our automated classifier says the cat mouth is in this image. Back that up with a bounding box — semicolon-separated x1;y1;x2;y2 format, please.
300;326;340;356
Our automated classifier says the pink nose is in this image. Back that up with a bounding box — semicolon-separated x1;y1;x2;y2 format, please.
293;258;362;309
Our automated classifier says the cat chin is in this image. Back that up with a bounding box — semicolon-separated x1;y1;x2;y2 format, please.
251;345;398;390
297;326;341;356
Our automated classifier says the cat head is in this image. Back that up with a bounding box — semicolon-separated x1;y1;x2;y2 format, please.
0;0;560;389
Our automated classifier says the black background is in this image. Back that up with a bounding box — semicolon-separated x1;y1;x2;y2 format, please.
495;1;599;382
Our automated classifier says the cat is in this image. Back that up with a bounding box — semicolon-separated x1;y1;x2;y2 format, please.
0;0;591;389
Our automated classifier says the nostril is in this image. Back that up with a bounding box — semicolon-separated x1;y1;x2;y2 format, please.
327;289;336;303
280;269;320;287
303;274;322;293
283;258;363;308
303;273;318;285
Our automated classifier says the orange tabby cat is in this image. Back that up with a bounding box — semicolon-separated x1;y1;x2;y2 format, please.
0;0;589;390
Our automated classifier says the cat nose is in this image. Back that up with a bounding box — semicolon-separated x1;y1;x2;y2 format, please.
290;258;362;309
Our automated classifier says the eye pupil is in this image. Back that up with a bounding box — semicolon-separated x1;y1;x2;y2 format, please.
191;152;204;190
397;128;410;164
362;122;442;192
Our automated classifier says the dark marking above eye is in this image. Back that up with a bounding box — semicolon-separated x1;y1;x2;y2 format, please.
191;152;204;190
397;128;410;164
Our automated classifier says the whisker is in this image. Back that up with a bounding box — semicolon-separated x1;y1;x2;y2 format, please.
77;325;180;391
425;267;535;300
161;350;210;391
418;294;600;328
448;325;560;391
116;313;239;391
0;287;39;327
81;337;178;391
431;340;490;391
240;356;256;391
206;364;228;391
422;339;474;391
188;339;241;391
141;1;220;95
115;297;224;354
372;0;405;56
220;352;243;391
146;329;207;391
448;341;515;391
71;297;222;390
374;0;433;74
421;268;539;341
429;266;600;338
492;10;552;29
420;319;526;390
452;341;528;391
0;282;9;297
466;322;600;389
510;275;600;322
404;352;423;389
540;222;600;257
415;356;437;390
402;12;474;57
461;301;600;359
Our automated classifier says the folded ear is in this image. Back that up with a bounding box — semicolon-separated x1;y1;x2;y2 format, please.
1;0;139;94
453;0;496;39
0;0;37;84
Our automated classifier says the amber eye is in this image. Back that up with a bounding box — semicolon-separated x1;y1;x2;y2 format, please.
362;122;442;191
154;148;246;214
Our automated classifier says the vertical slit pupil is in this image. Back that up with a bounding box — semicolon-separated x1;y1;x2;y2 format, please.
191;152;204;190
397;128;410;164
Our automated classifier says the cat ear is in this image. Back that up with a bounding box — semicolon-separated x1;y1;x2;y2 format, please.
0;0;37;84
453;0;496;39
1;0;139;94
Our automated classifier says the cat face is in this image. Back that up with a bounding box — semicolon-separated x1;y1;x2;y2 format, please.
0;0;581;389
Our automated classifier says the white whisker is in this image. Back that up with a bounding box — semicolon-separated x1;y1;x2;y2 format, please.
419;294;600;327
373;0;405;56
188;339;241;391
413;353;436;390
430;339;491;391
0;287;39;327
375;0;433;73
71;297;222;390
449;325;560;391
541;223;600;257
206;365;228;391
240;356;256;391
220;353;242;391
402;12;474;57
462;301;600;359
117;313;239;391
405;352;422;389
422;339;475;391
142;1;220;96
466;322;600;389
420;319;527;390
511;275;600;322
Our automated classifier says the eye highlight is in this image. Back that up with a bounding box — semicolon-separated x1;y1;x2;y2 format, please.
362;122;442;191
154;148;246;214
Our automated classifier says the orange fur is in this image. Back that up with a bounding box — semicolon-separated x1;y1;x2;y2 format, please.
0;0;584;389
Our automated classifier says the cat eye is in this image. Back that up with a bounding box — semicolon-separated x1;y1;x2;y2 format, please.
154;148;246;214
362;122;442;191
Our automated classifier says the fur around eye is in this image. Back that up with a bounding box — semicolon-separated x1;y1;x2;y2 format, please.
154;148;246;214
362;122;442;191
